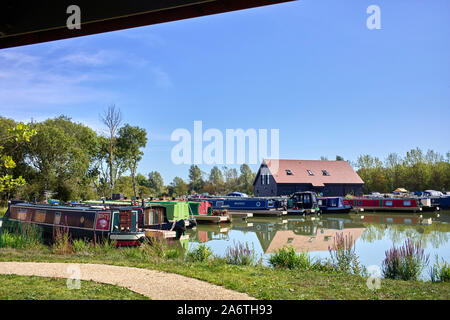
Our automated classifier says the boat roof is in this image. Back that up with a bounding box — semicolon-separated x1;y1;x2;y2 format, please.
10;202;135;212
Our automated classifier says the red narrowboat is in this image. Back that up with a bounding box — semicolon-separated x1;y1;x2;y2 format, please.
343;198;422;212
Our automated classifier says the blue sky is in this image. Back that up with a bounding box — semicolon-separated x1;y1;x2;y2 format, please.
0;0;449;184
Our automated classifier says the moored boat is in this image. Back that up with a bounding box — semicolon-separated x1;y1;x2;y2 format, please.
287;192;320;215
343;197;423;212
3;201;147;246
317;197;352;214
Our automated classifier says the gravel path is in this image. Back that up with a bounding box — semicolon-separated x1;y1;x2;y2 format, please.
0;262;255;300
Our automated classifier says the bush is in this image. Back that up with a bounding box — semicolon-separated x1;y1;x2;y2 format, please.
328;232;365;276
382;238;429;281
430;256;450;283
185;244;213;263
72;239;90;253
269;246;314;270
225;241;258;266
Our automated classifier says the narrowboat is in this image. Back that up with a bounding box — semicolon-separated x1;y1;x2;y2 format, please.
81;200;188;237
342;197;423;212
317;197;352;214
202;197;277;211
2;201;146;246
287;192;320;215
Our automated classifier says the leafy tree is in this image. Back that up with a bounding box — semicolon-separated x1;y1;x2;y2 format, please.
24;116;98;201
208;166;224;194
238;164;256;195
222;166;239;194
188;165;204;194
171;177;188;197
116;124;147;199
148;171;165;197
336;155;344;161
0;121;36;200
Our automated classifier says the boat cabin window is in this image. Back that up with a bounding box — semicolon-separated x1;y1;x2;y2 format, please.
33;210;46;223
403;200;411;206
307;170;314;176
286;169;293;175
385;201;393;206
322;170;330;176
329;198;338;207
10;207;30;221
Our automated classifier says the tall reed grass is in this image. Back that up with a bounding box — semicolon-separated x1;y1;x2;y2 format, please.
0;221;44;249
328;232;365;276
429;256;450;283
225;241;258;266
382;238;429;281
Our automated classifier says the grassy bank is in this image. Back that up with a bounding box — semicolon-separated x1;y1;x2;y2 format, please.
0;274;148;300
0;246;448;300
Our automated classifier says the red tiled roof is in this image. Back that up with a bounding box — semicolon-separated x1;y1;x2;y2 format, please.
263;159;364;187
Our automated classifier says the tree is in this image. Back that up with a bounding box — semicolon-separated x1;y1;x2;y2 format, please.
238;164;256;195
100;105;122;197
0;121;36;200
208;166;224;194
24;116;98;201
171;177;188;197
336;155;344;161
116;124;147;199
188;165;204;194
148;171;165;197
222;166;239;194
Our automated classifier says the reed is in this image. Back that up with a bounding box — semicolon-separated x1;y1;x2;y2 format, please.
382;238;429;281
225;241;258;266
429;256;450;283
0;221;43;249
52;224;73;255
328;232;365;276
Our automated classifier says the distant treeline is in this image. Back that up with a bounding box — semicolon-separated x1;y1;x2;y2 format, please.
353;149;450;194
0;112;255;202
1;114;447;202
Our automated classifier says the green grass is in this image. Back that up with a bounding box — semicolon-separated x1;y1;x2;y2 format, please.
0;247;448;300
0;274;149;300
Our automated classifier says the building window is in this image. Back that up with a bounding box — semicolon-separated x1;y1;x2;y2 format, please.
322;170;330;176
266;174;270;185
307;170;314;176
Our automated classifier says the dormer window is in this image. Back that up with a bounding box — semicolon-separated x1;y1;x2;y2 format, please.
286;169;293;175
307;170;314;176
322;170;330;176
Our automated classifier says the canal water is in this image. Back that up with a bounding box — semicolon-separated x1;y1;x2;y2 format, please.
185;210;450;280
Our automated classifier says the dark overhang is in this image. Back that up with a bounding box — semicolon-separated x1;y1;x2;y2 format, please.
0;0;294;49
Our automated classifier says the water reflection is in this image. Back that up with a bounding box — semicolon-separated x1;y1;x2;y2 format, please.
186;211;450;269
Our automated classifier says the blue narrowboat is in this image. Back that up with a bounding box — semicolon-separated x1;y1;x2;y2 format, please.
205;197;276;211
317;197;352;214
